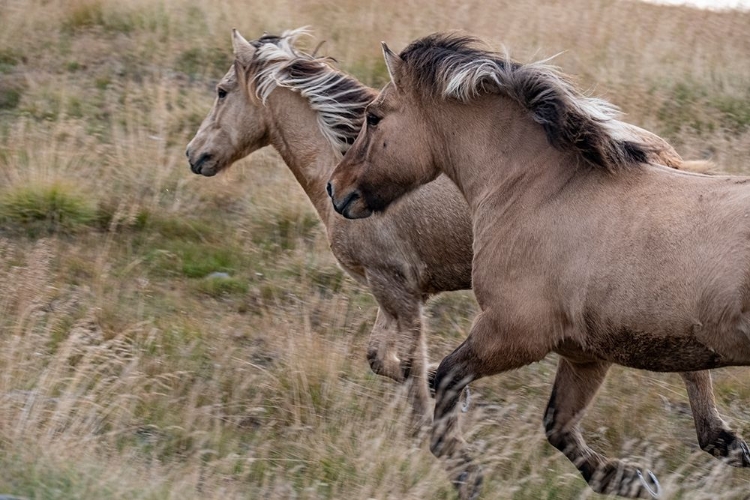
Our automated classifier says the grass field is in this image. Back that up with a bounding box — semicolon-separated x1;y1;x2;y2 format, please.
1;0;750;498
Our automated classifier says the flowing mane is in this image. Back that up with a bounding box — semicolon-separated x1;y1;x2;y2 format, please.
398;33;651;172
247;29;376;153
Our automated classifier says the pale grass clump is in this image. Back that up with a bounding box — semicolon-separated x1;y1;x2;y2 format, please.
0;0;749;498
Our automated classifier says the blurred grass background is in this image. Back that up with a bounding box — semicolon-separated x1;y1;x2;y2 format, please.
0;0;749;498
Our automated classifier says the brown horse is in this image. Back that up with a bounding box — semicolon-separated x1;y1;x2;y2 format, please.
328;33;750;499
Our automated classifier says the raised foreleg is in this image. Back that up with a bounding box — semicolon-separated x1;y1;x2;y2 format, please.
681;371;750;466
431;311;548;500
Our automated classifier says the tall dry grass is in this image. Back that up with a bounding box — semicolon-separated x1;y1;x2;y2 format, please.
0;0;749;498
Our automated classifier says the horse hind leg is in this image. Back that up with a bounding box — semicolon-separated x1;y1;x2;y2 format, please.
545;357;659;498
681;371;750;467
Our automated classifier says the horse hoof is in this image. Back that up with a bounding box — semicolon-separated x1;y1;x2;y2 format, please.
427;366;438;397
461;385;472;413
589;461;660;499
453;463;483;500
708;431;750;467
732;439;750;467
636;469;661;499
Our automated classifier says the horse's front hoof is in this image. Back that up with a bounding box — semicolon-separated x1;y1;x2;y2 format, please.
427;364;438;397
452;462;483;500
589;461;660;499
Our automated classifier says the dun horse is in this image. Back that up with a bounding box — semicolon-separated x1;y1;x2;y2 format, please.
186;29;727;469
328;33;749;498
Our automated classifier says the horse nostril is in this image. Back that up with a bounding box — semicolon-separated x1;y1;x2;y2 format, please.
326;181;333;198
185;148;191;159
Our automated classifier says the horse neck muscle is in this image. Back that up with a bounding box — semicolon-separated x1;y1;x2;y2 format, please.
436;96;576;216
264;88;339;225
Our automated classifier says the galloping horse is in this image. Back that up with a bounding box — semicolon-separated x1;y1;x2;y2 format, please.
328;33;749;498
185;28;697;428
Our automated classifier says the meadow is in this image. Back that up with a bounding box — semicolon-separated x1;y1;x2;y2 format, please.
1;0;749;498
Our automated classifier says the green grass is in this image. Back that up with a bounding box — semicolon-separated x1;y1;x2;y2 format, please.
0;182;96;235
193;274;249;297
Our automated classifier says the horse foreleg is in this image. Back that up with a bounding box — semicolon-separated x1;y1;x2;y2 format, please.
545;357;659;498
431;311;546;500
681;371;750;467
367;279;432;430
397;307;432;431
366;307;404;382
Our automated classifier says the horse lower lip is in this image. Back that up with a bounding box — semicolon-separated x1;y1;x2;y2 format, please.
336;191;360;215
191;153;212;174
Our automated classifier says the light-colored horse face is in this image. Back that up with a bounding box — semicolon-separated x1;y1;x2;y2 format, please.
186;32;269;177
328;48;439;219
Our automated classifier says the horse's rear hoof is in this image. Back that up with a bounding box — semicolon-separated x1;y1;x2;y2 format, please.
729;439;750;467
453;463;483;500
703;430;750;467
589;461;660;499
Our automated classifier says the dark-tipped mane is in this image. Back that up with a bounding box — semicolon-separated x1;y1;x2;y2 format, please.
399;33;651;172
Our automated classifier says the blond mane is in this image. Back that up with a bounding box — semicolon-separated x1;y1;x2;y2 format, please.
247;29;375;153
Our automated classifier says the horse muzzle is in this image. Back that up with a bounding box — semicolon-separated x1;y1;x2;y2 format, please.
188;152;216;176
327;182;372;219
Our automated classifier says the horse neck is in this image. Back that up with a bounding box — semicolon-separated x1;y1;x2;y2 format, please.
264;89;342;225
435;95;577;215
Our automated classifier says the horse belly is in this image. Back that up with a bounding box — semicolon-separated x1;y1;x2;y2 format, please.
588;329;726;372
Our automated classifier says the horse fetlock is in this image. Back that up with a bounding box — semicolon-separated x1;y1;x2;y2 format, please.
588;461;660;499
407;380;433;433
366;347;404;382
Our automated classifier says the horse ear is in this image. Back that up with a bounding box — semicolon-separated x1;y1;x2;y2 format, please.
381;42;403;88
232;28;255;67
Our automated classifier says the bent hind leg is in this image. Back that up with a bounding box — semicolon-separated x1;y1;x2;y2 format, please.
545;357;660;498
681;371;750;467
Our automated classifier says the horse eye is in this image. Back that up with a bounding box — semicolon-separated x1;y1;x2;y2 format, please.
366;112;381;127
217;88;227;99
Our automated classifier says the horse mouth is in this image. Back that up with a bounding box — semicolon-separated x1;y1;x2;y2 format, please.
190;153;217;176
335;192;373;219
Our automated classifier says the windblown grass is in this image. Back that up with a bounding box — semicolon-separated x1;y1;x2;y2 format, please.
0;0;749;498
